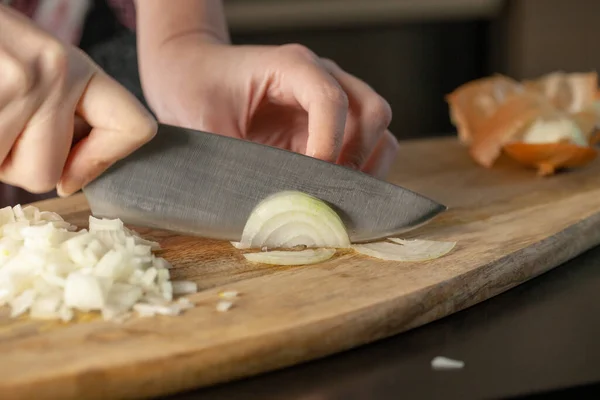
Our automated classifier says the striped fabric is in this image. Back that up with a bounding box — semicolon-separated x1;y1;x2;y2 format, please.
6;0;136;44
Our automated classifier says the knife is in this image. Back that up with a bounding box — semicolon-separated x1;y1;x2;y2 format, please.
82;124;446;243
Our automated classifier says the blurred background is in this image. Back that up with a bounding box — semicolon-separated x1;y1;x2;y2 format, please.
83;0;600;141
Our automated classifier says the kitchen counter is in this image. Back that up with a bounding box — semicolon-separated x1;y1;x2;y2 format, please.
168;244;600;399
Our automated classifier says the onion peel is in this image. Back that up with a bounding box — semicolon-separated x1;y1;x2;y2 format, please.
445;74;523;145
468;90;555;167
502;142;597;176
447;71;600;175
523;71;598;113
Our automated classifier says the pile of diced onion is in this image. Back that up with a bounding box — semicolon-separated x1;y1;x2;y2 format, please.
0;205;198;322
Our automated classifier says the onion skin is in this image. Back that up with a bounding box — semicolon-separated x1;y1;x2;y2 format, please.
589;129;600;146
502;142;597;176
447;72;600;175
445;75;523;145
523;71;598;113
468;91;553;168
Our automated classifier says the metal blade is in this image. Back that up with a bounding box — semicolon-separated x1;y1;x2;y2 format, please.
82;124;446;242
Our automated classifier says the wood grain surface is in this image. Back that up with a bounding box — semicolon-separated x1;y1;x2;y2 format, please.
2;137;600;400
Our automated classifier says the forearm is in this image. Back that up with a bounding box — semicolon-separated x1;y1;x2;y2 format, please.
134;0;230;55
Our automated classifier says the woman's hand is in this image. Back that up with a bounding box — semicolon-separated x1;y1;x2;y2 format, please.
0;5;156;196
138;36;399;179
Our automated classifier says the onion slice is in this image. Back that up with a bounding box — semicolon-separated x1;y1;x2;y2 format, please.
352;238;456;261
237;191;350;249
243;248;336;265
232;190;456;266
431;356;465;370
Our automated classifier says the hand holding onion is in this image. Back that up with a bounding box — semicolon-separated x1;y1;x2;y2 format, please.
0;5;156;197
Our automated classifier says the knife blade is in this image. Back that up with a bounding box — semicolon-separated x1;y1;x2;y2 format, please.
82;123;446;243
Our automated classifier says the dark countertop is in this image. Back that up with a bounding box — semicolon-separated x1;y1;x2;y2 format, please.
167;245;600;400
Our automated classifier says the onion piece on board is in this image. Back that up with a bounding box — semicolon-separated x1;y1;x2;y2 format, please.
243;248;336;265
237;191;350;250
431;356;465;370
352;238;456;262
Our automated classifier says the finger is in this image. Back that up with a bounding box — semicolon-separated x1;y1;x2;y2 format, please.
0;44;32;109
0;45;37;166
0;109;74;193
0;45;86;193
291;64;348;161
275;46;348;162
57;70;157;196
361;130;400;180
320;58;392;170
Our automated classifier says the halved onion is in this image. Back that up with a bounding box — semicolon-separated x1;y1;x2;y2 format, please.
237;191;350;249
243;248;336;265
352;238;456;261
232;190;456;265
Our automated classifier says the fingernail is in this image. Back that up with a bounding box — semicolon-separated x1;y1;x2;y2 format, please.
57;176;84;197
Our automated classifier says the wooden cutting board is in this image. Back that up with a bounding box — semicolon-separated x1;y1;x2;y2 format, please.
2;137;600;400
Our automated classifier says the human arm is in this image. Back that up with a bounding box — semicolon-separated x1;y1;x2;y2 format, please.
133;0;398;176
0;4;157;196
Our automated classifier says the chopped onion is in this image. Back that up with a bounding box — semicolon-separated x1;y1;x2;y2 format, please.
172;280;198;295
64;273;108;311
132;301;193;318
352;238;456;261
237;191;350;250
216;300;233;312
0;205;198;322
243;248;336;265
219;290;239;299
431;356;465;370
